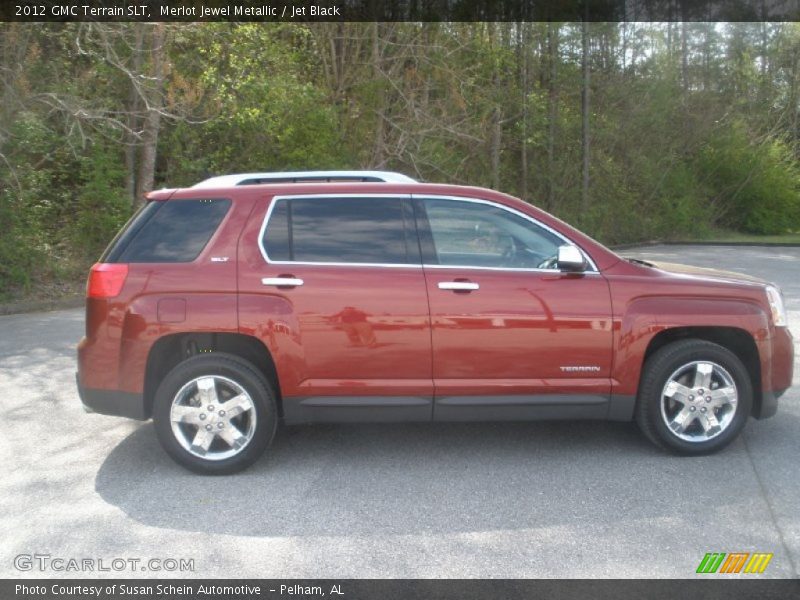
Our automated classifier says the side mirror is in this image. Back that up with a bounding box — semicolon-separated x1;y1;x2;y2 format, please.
557;244;588;272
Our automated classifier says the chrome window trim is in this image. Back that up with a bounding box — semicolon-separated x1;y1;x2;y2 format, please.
413;194;599;273
421;264;600;275
257;193;599;273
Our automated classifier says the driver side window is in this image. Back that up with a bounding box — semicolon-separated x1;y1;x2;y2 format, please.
422;198;562;269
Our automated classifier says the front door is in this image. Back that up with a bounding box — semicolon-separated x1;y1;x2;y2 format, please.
414;195;614;421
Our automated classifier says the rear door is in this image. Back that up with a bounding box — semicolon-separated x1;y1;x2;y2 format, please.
414;195;614;421
237;194;434;423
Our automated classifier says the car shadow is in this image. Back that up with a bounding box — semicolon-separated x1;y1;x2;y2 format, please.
93;417;767;538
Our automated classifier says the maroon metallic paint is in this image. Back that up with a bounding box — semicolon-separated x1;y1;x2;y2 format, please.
77;182;793;424
424;268;613;398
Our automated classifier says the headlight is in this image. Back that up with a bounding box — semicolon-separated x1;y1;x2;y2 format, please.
765;285;787;327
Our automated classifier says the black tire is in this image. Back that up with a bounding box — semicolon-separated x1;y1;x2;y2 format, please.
635;339;752;455
153;353;278;474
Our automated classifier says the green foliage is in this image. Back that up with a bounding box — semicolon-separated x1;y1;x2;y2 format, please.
0;112;77;295
0;114;131;296
2;22;800;301
163;24;344;180
696;122;800;234
0;190;37;296
71;143;131;259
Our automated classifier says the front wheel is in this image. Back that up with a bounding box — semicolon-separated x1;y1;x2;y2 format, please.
636;339;752;455
153;353;277;474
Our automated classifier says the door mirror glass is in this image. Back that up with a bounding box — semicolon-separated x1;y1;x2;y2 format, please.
557;244;588;272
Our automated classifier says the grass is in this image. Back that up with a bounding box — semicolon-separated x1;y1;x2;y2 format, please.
0;255;88;314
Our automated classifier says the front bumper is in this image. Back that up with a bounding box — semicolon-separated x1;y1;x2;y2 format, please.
755;326;794;419
76;373;147;420
756;388;790;420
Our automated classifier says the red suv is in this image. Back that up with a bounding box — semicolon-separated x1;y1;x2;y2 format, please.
76;172;794;474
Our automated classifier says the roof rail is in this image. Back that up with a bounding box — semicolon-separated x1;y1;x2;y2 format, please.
192;170;417;188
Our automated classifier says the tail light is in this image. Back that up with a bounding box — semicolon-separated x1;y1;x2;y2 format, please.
87;263;129;298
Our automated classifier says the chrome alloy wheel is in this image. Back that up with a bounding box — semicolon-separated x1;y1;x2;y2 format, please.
659;361;738;442
169;375;257;461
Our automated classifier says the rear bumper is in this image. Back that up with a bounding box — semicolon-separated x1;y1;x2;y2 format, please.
76;373;147;421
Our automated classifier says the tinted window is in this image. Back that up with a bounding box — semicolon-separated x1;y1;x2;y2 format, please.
112;199;230;263
263;200;291;260
423;199;563;269
263;197;414;264
101;201;160;262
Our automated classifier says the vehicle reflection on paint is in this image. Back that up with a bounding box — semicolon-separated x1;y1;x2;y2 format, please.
330;306;377;348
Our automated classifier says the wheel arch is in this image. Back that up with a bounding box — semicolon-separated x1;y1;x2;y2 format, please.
143;332;281;420
641;326;762;417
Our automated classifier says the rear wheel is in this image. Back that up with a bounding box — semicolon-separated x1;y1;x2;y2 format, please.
153;353;277;474
636;339;752;455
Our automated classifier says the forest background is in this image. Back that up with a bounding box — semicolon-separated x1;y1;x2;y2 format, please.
2;22;799;300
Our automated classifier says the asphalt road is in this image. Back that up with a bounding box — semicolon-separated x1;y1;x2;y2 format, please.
1;245;798;579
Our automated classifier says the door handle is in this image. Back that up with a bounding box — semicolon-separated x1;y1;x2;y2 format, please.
262;276;304;288
438;281;479;291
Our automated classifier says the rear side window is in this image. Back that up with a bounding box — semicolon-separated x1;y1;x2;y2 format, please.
262;197;416;264
104;199;230;263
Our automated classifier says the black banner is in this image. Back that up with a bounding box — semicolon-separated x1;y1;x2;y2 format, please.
2;0;799;22
4;579;800;600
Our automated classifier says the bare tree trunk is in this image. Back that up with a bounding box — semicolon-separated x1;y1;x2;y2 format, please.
125;23;145;208
581;20;590;210
135;23;166;206
760;20;769;104
621;21;627;71
490;109;502;190
488;23;502;190
667;21;673;60
371;22;386;168
702;24;711;92
546;22;559;211
327;29;340;96
789;37;799;147
519;22;529;201
681;21;689;97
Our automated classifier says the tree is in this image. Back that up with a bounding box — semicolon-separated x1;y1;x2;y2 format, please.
136;23;167;205
581;20;591;211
